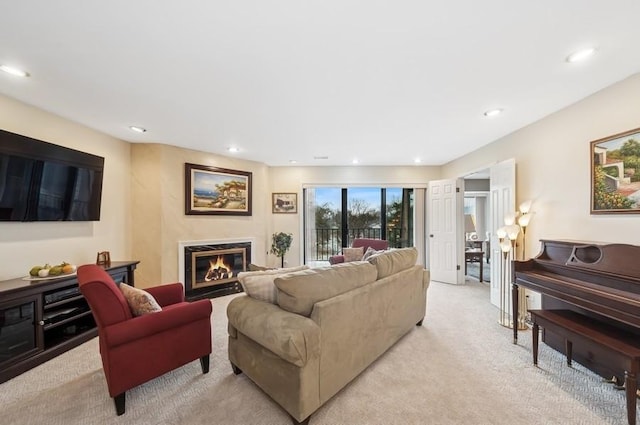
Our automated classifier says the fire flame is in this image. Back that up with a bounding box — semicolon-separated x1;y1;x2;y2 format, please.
204;255;234;282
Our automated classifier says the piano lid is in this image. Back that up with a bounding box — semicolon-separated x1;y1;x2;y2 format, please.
564;243;640;280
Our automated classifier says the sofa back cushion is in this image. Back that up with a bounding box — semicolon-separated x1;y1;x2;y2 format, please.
238;265;309;304
367;247;418;279
275;261;377;316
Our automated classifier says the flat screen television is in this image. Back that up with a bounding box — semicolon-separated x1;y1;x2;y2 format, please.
0;129;104;221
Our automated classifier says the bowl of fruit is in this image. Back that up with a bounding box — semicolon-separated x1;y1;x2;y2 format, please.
28;262;77;279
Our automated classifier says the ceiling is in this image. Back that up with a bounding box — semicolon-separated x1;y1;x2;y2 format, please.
1;1;640;167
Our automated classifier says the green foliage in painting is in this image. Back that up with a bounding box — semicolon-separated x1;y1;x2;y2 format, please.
593;166;634;210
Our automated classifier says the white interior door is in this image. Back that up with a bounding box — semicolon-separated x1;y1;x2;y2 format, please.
489;159;516;307
428;179;463;284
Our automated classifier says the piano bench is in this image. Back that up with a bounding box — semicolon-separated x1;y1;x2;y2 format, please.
530;309;640;425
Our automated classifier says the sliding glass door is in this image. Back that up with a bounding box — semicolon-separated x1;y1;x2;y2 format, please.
386;188;413;248
304;187;342;264
304;187;414;264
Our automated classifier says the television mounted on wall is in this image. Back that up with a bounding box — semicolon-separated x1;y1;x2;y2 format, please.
0;129;104;221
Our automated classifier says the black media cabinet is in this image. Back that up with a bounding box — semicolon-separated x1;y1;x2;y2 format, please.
0;261;139;383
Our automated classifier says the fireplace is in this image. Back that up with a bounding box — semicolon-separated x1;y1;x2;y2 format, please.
180;239;253;300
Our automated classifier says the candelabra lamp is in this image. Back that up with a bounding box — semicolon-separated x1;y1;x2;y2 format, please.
496;221;528;330
496;226;508;325
506;224;527;330
498;238;512;327
517;200;533;260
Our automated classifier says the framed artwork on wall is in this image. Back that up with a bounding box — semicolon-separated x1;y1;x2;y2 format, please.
591;127;640;214
185;163;252;216
272;193;297;214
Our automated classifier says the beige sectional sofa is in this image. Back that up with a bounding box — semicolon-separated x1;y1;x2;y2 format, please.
227;247;430;424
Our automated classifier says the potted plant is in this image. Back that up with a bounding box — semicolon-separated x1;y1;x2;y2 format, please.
270;232;293;268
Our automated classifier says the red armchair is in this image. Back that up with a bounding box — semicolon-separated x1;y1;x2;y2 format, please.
328;238;389;264
77;264;212;415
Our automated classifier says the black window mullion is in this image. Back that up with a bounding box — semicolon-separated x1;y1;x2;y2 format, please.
341;188;348;247
381;188;387;240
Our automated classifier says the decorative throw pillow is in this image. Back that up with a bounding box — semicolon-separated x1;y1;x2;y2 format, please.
119;283;162;316
237;265;309;304
362;246;385;261
247;263;275;271
342;246;365;262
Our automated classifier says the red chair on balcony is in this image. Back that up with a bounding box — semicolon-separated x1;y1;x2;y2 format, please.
328;238;389;264
77;264;213;415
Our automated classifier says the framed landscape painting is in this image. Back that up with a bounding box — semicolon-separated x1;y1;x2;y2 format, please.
272;193;297;213
591;127;640;214
185;163;252;216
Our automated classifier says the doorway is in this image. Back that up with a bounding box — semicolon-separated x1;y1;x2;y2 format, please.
428;159;515;304
463;171;490;284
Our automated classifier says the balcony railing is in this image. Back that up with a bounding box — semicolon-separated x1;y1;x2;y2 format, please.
307;227;405;261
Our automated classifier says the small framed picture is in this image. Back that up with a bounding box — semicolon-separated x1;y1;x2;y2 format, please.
272;193;297;214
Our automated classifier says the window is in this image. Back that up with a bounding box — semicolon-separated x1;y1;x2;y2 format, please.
304;187;413;263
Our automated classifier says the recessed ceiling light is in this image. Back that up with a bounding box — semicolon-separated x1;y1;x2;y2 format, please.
414;158;422;164
289;160;297;164
0;65;30;77
484;108;503;117
566;47;596;63
227;147;239;153
352;158;359;164
129;126;147;133
313;156;329;160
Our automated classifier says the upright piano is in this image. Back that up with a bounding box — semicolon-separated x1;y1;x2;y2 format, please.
512;239;640;381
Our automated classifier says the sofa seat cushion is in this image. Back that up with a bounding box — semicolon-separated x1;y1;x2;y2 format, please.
367;247;418;279
274;262;378;317
238;265;309;304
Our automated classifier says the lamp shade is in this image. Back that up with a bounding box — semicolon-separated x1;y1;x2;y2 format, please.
518;213;531;227
496;226;507;239
519;200;532;214
504;212;517;226
500;240;511;253
464;214;476;233
506;224;520;240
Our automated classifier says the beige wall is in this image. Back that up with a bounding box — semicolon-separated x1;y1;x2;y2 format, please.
267;166;441;266
131;144;270;287
442;72;640;258
0;94;131;281
133;161;442;282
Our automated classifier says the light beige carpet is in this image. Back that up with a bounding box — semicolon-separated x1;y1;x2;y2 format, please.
0;281;632;424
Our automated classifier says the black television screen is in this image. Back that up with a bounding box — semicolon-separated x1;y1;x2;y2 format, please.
0;129;104;221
